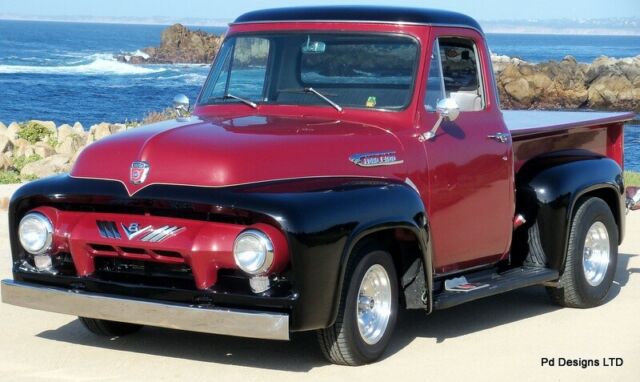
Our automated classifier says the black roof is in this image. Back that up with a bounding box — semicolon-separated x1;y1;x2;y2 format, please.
234;6;482;31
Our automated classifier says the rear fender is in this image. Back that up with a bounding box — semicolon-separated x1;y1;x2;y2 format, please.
515;151;624;271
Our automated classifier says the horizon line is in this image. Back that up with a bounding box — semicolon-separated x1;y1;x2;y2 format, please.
0;16;639;36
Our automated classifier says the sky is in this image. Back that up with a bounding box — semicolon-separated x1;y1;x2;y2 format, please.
1;0;639;21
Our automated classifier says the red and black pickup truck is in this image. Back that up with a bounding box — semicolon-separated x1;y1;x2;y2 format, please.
2;6;639;366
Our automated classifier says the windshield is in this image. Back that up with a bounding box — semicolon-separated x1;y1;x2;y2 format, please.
198;33;419;111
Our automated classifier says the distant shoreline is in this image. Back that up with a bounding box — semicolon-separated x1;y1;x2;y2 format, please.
0;17;639;36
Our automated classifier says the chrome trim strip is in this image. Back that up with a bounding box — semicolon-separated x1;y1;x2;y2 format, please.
1;279;290;341
229;21;484;35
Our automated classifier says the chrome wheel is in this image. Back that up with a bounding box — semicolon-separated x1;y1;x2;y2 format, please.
356;264;392;345
582;221;610;287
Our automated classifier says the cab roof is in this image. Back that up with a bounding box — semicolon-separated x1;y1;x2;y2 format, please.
233;6;483;32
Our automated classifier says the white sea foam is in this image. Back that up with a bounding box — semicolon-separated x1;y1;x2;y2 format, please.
0;54;165;75
157;73;207;85
132;49;150;59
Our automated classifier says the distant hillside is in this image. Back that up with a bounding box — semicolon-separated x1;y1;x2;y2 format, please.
482;17;640;36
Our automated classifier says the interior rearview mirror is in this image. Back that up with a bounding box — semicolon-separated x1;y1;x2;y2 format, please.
302;36;326;54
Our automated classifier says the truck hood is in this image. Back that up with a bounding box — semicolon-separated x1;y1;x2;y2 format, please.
71;115;407;195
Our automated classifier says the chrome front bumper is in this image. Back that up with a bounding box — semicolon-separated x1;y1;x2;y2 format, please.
1;279;289;340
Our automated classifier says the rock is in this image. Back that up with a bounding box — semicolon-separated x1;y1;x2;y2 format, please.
116;24;223;64
33;142;56;158
0;122;6;133
491;53;525;73
20;154;71;179
72;122;84;134
12;138;31;158
504;78;532;103
70;147;84;164
6;122;21;144
110;123;127;134
91;122;113;141
56;134;85;156
0;153;11;171
0;134;12;153
57;124;74;143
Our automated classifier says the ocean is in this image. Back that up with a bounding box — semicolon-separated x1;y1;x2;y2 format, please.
0;20;639;170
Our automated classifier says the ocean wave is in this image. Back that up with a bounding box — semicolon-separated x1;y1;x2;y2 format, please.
0;55;165;76
157;73;207;85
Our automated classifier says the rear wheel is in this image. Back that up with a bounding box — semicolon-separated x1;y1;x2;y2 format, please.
546;197;618;308
79;317;143;337
317;244;398;366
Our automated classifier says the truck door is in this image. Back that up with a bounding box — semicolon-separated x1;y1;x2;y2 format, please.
419;28;514;273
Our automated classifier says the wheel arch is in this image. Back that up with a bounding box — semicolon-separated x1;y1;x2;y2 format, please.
329;217;433;326
514;151;625;272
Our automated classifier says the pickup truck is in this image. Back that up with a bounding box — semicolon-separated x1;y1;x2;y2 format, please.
2;6;639;366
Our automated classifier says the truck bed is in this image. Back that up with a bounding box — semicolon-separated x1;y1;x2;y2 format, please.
504;110;635;138
504;110;635;171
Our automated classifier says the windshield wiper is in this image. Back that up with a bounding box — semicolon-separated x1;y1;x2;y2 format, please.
279;87;343;112
207;93;258;108
223;93;258;108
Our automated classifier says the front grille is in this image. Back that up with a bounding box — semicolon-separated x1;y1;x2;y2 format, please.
87;243;185;263
96;221;121;239
94;257;196;289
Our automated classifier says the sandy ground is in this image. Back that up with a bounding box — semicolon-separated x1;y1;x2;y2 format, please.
0;186;638;382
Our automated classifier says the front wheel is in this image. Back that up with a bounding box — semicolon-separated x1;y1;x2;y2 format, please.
546;197;618;308
317;244;398;366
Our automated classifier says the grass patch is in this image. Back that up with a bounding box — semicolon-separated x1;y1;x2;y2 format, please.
0;154;42;184
0;170;21;184
17;121;53;144
625;171;640;187
12;154;41;172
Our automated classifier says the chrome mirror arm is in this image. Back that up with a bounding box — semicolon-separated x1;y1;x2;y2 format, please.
419;98;460;142
419;115;444;142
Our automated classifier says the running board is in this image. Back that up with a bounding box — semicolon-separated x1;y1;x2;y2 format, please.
433;267;559;310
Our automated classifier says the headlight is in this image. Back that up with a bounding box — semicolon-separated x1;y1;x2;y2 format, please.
233;229;274;275
18;212;53;255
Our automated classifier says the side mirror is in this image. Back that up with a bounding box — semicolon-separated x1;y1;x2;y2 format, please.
173;94;190;119
436;98;460;122
420;97;460;141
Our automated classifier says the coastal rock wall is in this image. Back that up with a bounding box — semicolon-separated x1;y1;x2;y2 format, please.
0;121;129;181
496;55;640;111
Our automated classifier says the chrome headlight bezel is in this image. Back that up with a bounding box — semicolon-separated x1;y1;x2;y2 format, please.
18;212;53;255
233;229;274;275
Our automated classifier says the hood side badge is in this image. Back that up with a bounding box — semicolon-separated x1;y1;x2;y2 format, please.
349;151;404;167
130;161;150;185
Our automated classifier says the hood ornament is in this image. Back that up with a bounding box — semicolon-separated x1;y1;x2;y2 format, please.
349;151;404;168
130;161;150;185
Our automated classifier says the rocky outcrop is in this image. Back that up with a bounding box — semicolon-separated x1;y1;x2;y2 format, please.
118;24;223;64
0;120;131;179
496;55;640;111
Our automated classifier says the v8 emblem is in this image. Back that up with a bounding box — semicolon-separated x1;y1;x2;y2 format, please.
121;222;153;240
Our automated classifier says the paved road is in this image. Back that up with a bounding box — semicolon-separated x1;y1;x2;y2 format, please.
1;192;638;381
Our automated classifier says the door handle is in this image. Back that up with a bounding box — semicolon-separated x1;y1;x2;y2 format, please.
487;132;510;143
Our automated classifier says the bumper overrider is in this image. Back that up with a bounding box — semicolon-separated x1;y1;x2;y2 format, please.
1;279;289;340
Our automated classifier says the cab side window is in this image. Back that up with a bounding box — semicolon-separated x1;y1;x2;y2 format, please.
425;37;485;112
